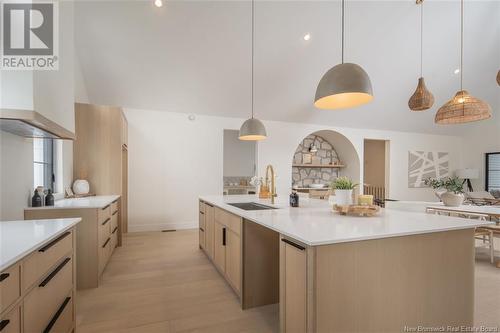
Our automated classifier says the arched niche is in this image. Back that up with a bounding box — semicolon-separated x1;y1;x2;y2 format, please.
291;130;361;191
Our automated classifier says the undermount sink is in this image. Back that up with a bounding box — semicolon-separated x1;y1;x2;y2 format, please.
227;202;278;211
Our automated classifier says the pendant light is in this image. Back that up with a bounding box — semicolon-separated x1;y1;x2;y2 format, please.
239;0;267;141
435;0;491;124
408;0;434;111
314;0;373;110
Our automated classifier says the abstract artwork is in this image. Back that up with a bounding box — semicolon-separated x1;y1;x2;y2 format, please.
408;151;449;188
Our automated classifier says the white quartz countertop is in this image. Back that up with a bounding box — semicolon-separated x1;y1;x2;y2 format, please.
427;203;500;216
199;195;493;246
25;195;120;210
0;218;81;271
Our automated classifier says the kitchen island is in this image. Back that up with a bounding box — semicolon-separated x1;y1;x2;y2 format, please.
199;195;491;333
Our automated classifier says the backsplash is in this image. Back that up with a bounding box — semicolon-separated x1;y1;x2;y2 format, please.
292;134;340;188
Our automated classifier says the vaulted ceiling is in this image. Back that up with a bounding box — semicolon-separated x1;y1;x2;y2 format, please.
75;0;500;135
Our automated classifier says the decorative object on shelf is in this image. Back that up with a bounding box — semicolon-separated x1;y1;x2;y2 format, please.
334;204;380;217
45;189;54;206
358;194;374;206
73;179;90;195
435;0;491;124
314;0;373;110
302;154;312;164
408;0;434;111
455;168;479;192
31;189;42;207
424;176;465;207
408;151;449;188
309;144;318;153
239;0;267;141
331;177;358;206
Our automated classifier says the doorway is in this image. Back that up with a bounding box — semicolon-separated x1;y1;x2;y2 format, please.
223;130;257;195
363;139;390;201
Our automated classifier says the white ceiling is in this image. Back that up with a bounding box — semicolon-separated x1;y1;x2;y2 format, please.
75;0;500;135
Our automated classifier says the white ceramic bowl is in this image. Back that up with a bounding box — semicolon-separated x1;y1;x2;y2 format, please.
73;179;90;195
310;184;326;189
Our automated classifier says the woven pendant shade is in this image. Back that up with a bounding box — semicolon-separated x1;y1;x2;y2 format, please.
497;70;500;86
408;77;434;111
435;90;491;124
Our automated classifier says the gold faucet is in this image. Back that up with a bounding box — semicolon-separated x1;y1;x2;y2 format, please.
265;164;277;204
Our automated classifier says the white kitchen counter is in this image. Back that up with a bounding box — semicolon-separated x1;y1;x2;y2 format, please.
0;218;81;271
199;195;493;246
427;203;500;217
25;195;120;210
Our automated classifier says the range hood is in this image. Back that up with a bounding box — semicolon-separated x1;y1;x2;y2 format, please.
0;109;75;140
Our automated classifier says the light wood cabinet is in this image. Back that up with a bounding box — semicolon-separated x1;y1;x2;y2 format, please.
74;103;128;237
25;200;120;289
199;201;242;298
0;228;76;333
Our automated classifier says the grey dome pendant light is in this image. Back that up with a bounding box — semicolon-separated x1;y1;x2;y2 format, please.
408;0;434;111
435;0;491;124
314;0;373;110
239;0;267;141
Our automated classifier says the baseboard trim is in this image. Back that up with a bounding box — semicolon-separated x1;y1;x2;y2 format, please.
128;221;197;233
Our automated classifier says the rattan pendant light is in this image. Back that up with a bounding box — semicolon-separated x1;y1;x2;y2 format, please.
314;0;373;110
239;0;267;141
408;0;434;111
435;0;491;124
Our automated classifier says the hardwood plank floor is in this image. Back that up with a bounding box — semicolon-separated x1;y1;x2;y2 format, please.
77;230;499;332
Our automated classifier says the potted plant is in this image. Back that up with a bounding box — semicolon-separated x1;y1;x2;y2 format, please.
424;177;465;207
331;177;358;206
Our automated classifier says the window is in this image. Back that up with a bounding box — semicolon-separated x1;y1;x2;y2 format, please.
485;152;500;191
34;139;55;192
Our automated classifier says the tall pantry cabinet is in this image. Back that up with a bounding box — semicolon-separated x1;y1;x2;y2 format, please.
73;103;129;237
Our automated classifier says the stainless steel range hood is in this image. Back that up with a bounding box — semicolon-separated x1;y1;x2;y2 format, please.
0;109;75;140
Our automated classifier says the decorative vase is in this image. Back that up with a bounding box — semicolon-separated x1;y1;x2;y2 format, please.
73;179;90;195
440;192;465;207
334;189;353;206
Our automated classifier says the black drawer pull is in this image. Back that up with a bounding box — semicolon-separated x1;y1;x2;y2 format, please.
102;204;110;210
112;210;118;216
206;203;214;207
222;227;226;246
43;297;71;333
199;227;205;232
101;218;111;226
38;232;71;253
102;238;111;248
0;273;9;282
0;319;10;331
112;226;118;234
39;258;71;287
281;238;305;251
200;211;205;215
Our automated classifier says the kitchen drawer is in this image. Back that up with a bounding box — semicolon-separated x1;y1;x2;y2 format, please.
111;210;119;231
0;264;20;314
199;227;205;249
0;305;21;333
199;211;205;230
24;231;73;291
214;208;241;235
98;215;112;247
98;205;111;225
24;256;73;333
111;200;119;215
98;236;112;276
45;294;73;333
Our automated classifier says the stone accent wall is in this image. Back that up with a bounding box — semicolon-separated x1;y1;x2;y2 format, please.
292;134;340;188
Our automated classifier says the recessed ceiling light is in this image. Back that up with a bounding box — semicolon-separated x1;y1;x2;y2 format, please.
303;33;311;41
154;0;163;8
454;68;460;74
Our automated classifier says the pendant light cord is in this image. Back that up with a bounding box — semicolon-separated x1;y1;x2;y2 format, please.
251;0;255;119
420;1;423;77
460;0;464;91
341;0;345;64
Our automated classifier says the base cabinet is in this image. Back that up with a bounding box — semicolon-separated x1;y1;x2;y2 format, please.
199;201;241;298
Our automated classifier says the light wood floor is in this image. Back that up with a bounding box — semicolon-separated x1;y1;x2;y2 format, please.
77;230;500;332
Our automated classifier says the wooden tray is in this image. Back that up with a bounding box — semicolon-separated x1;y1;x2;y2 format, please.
334;204;380;217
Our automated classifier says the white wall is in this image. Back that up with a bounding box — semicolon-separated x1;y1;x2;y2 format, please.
125;108;464;231
223;129;256;178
